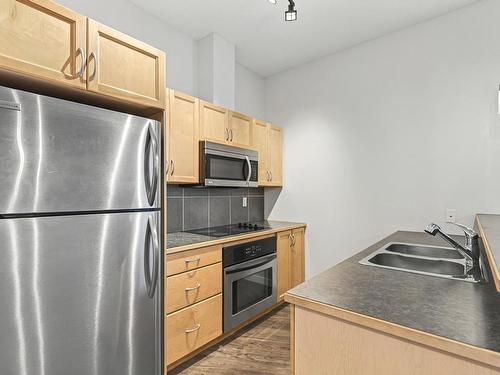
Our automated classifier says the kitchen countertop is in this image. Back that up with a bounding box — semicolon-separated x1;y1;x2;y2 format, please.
166;220;306;253
286;230;500;361
476;214;500;292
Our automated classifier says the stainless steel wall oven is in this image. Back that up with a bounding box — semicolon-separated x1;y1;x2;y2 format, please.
223;237;277;332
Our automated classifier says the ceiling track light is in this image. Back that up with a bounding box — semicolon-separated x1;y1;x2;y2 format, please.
267;0;297;21
285;0;297;21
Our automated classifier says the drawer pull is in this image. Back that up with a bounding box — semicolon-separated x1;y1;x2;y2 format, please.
185;257;201;264
185;283;201;292
185;324;201;334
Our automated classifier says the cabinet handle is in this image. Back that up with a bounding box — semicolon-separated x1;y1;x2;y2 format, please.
270;171;273;182
185;323;201;334
184;257;201;264
266;171;270;181
225;128;229;141
89;52;97;81
185;283;201;292
170;160;175;175
291;234;296;247
230;129;233;142
165;160;170;175
76;47;86;78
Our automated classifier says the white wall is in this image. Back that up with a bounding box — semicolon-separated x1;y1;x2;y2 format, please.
235;64;266;120
197;33;236;109
265;0;500;278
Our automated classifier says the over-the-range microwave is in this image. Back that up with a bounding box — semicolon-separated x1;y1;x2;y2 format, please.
200;141;258;188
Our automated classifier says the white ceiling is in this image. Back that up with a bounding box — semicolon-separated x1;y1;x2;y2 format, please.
130;0;481;77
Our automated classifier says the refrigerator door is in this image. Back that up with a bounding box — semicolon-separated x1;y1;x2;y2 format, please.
0;86;160;215
0;211;162;375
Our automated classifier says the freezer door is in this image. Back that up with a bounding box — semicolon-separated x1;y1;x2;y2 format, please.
0;212;162;375
0;86;160;215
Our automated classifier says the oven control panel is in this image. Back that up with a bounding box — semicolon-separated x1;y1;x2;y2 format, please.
244;244;263;258
223;236;276;267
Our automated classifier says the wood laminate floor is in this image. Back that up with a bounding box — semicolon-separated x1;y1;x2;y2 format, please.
170;304;291;375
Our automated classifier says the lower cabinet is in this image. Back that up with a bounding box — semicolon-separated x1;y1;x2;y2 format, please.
166;294;222;365
165;227;306;369
290;228;305;289
165;263;222;314
277;227;306;301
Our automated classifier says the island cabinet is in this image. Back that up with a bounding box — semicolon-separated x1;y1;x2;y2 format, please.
277;228;305;301
0;0;166;109
290;304;500;375
166;90;200;184
251;121;283;186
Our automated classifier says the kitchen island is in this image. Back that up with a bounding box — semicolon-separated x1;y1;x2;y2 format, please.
285;220;500;374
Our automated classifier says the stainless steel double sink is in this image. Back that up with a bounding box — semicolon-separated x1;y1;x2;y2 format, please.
359;242;484;283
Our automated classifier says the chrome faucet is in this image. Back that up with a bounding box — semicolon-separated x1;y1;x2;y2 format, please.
425;223;480;267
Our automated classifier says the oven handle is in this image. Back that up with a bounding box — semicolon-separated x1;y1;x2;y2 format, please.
224;254;276;274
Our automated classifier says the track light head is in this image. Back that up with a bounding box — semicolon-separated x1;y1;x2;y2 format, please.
285;0;297;21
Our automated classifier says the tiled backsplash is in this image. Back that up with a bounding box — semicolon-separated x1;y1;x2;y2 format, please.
167;185;265;233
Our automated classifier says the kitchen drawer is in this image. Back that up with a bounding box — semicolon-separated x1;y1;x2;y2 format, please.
166;244;222;276
166;263;222;314
166;294;222;365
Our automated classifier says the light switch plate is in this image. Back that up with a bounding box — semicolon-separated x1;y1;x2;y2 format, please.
242;197;248;207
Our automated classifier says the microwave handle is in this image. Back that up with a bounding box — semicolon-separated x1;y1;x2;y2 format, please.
245;156;252;184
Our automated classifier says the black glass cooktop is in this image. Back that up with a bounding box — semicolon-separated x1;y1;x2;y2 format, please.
186;223;270;238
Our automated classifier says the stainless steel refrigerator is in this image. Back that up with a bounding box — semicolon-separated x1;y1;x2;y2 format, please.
0;86;162;375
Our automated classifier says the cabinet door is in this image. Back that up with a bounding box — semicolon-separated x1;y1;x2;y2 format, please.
87;19;166;108
199;101;229;143
290;228;305;289
252;120;270;186
229;111;251;147
168;90;199;184
0;0;86;88
269;125;283;186
277;230;291;301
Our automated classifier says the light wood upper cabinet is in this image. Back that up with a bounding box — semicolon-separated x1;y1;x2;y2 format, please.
199;104;252;147
199;100;229;143
268;125;283;186
290;228;305;289
229;111;251;147
252;120;270;184
86;19;166;108
0;0;86;88
167;90;199;184
251;122;283;186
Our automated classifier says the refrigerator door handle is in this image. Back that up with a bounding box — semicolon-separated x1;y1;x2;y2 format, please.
144;215;160;298
144;122;159;207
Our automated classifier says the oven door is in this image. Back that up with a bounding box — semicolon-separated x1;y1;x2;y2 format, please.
223;254;277;332
204;150;258;188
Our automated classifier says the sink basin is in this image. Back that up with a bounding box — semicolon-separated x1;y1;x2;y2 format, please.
359;242;483;283
385;243;463;259
368;253;465;276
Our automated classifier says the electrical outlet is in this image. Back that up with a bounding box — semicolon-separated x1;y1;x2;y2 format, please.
446;209;457;223
242;197;248;207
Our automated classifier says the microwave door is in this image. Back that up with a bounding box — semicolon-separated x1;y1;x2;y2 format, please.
205;153;249;187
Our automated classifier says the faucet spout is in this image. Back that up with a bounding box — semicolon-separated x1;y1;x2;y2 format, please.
424;223;476;267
